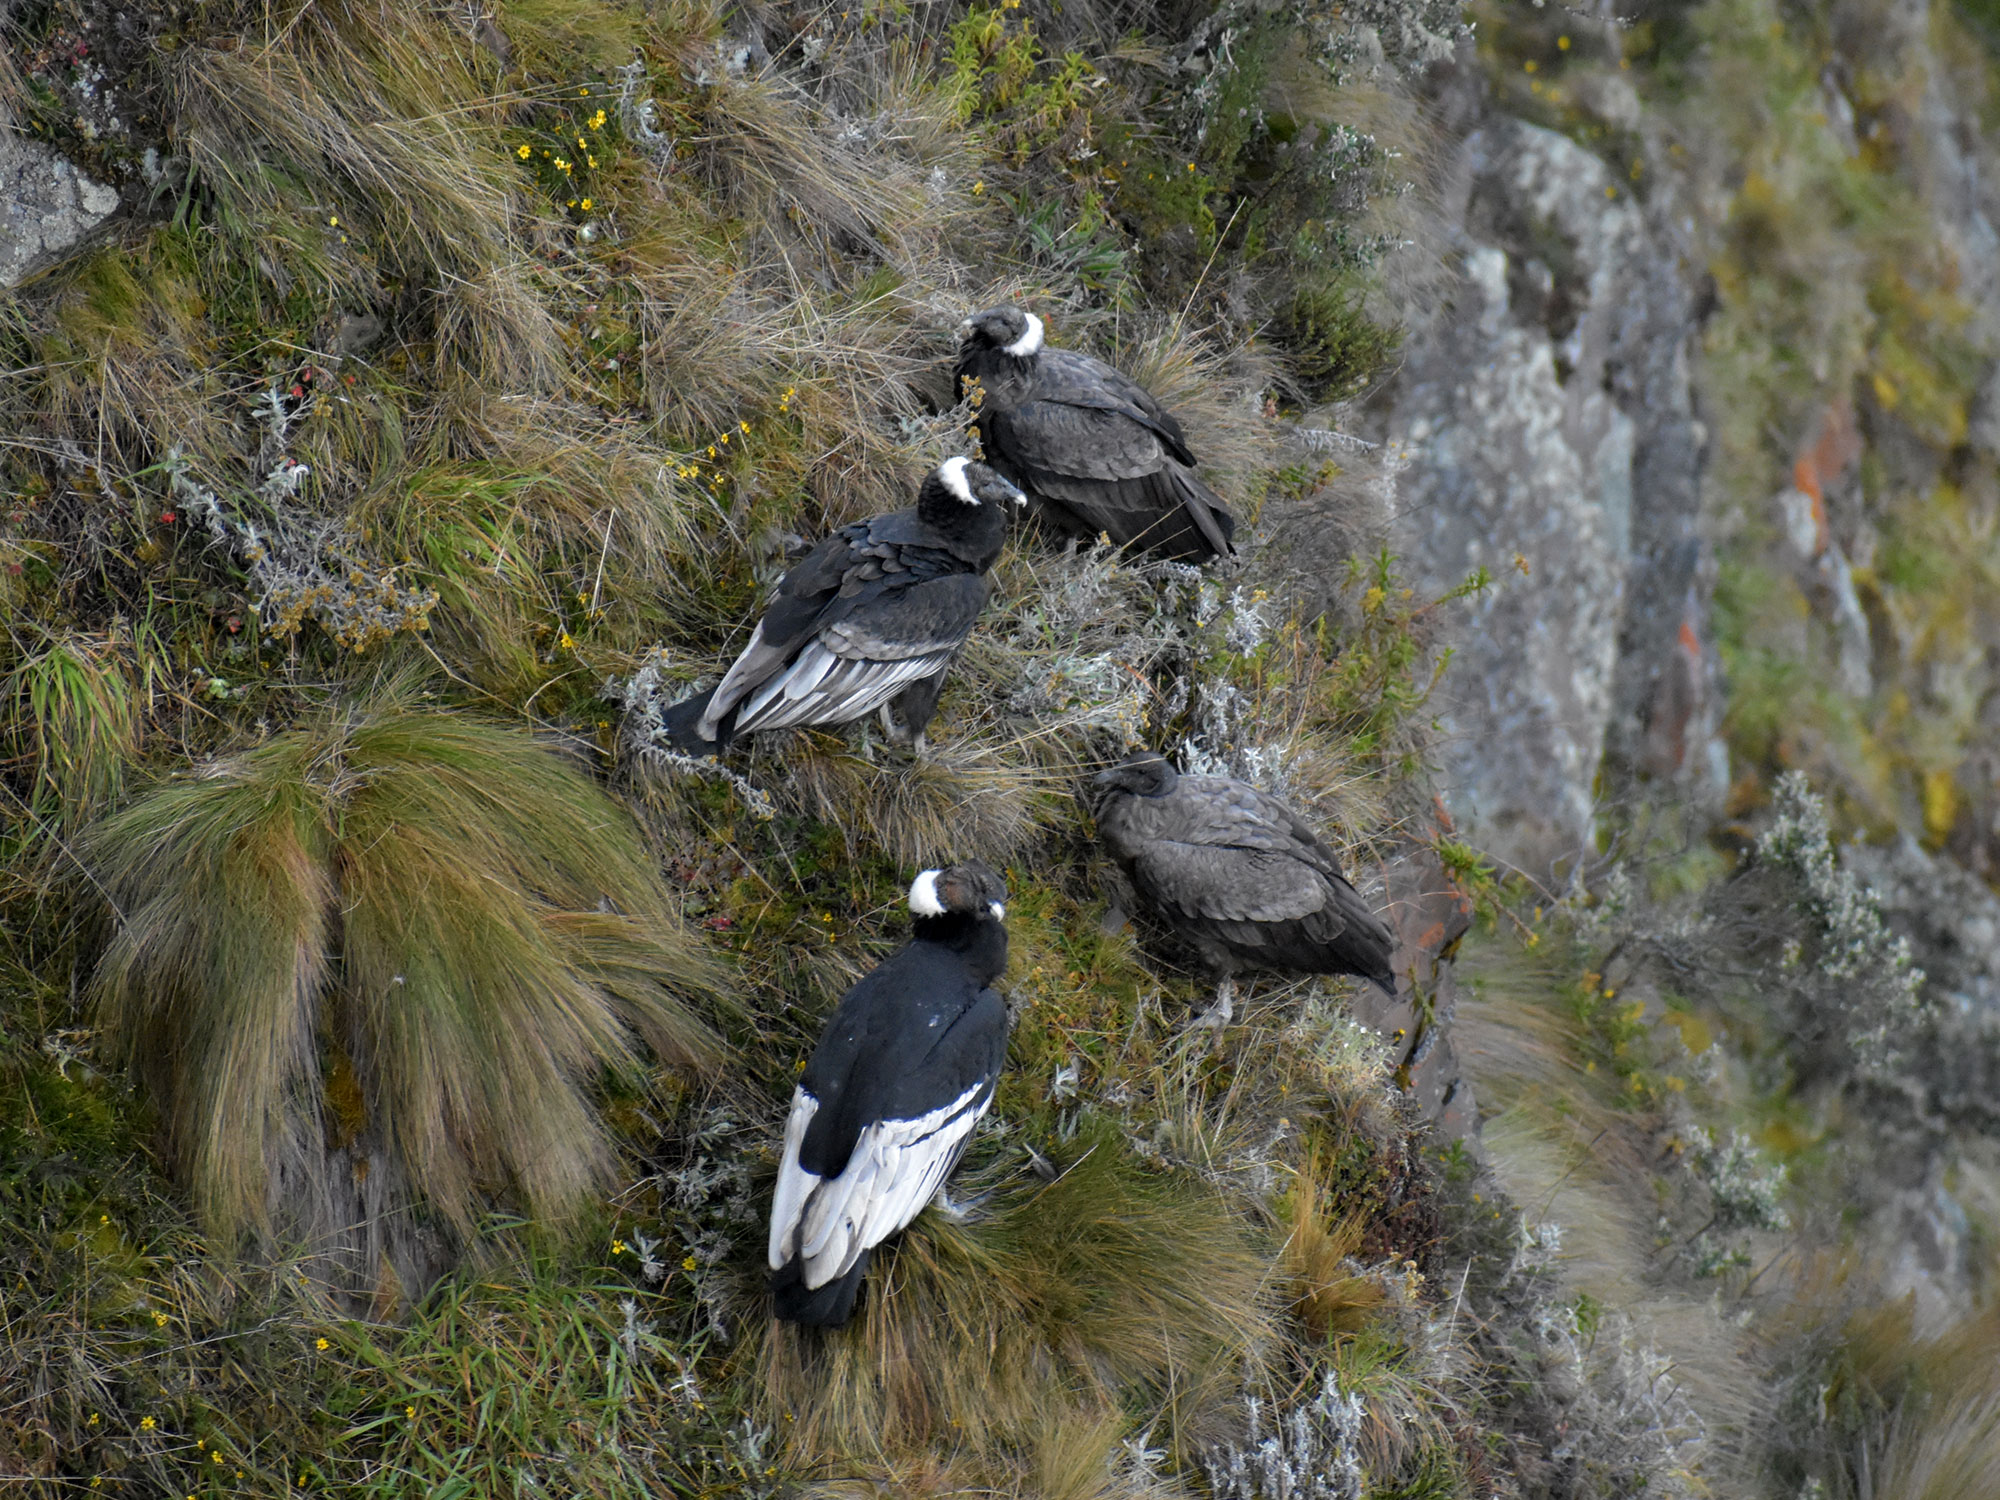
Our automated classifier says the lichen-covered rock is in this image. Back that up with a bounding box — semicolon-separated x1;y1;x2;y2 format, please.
1375;112;1718;877
0;133;119;287
1840;835;2000;1327
1353;842;1477;1137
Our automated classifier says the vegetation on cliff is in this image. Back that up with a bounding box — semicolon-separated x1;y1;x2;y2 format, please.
6;0;2000;1495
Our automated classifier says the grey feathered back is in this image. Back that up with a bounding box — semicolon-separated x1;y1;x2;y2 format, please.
1095;762;1397;991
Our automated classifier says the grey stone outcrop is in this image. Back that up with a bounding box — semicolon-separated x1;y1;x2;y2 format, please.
1377;108;1718;879
1;130;119;287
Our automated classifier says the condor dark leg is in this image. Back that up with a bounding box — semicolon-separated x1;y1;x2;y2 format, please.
882;666;954;753
660;687;726;755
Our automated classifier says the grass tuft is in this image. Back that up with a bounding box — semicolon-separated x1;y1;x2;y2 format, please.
80;694;726;1292
757;1124;1273;1478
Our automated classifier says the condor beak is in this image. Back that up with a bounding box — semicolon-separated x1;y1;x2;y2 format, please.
956;317;975;341
1004;480;1027;508
989;901;1007;919
1090;766;1123;787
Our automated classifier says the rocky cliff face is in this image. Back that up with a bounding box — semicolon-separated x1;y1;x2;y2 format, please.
1372;0;2000;1345
1370;43;1723;881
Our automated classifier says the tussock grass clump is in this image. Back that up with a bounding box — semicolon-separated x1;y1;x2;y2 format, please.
759;1125;1273;1477
751;730;1059;868
81;697;725;1292
1283;1156;1388;1341
4;629;142;839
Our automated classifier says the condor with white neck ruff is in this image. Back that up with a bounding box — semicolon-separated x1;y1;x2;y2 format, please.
955;305;1236;565
768;862;1011;1327
660;458;1024;755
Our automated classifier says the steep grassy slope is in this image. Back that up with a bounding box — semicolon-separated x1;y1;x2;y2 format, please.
0;0;1526;1495
10;0;2000;1495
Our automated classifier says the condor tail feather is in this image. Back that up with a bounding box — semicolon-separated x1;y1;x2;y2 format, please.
659;688;726;755
771;1252;872;1327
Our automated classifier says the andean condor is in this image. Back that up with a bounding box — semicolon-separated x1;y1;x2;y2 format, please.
767;862;1011;1327
954;305;1237;565
662;458;1025;755
1091;750;1396;1026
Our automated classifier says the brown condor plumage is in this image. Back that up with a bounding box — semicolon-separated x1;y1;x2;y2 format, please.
955;306;1236;565
1091;750;1396;1026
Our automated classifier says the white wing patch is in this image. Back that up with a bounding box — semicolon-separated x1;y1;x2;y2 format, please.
735;639;948;735
767;1089;821;1270
770;1081;991;1292
700;620;771;738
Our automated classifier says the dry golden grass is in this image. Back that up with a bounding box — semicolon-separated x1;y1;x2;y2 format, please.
80;694;727;1257
755;1129;1273;1479
1284;1154;1388;1341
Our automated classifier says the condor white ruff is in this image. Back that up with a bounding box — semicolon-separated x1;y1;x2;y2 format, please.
1001;311;1044;358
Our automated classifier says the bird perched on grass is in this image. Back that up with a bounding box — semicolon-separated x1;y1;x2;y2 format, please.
954;304;1236;564
768;862;1012;1327
1091;750;1395;1026
662;458;1025;755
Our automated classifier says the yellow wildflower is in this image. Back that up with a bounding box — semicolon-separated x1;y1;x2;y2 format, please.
406;1405;416;1419
141;1417;156;1430
587;155;598;168
558;631;575;650
517;143;531;159
612;1239;626;1255
316;1337;329;1351
1557;33;1571;48
581;198;593;210
739;420;750;433
579;86;589;95
683;1255;698;1271
706;445;716;457
591;109;607;129
555;157;571;172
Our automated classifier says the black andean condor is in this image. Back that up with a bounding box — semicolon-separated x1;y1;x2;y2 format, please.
767;862;1011;1327
954;305;1236;565
662;458;1025;755
1091;750;1396;1026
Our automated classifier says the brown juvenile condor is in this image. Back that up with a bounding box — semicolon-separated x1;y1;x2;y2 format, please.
1092;750;1396;1025
955;305;1236;565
